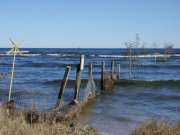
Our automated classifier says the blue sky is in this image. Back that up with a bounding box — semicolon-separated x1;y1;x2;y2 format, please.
0;0;180;48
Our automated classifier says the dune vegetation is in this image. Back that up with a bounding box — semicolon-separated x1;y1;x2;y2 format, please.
130;119;180;135
0;107;99;135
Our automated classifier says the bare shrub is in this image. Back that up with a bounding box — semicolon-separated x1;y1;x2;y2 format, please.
164;43;174;59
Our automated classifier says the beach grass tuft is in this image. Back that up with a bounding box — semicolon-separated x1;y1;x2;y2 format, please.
0;107;99;135
130;119;180;135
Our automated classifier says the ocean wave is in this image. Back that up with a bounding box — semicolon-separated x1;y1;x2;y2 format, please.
45;79;180;86
5;51;29;53
98;55;125;58
45;79;89;85
46;53;78;57
10;91;51;97
0;54;8;56
153;94;180;101
0;53;17;56
46;53;60;56
0;53;41;56
115;79;180;86
98;54;180;58
89;55;96;57
62;54;78;57
20;51;29;53
23;54;41;56
173;54;180;57
1;51;180;58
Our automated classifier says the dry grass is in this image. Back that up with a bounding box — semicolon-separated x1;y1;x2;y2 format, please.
0;107;99;135
0;88;99;135
131;119;180;135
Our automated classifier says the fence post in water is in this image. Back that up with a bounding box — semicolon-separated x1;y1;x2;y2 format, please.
89;62;92;78
55;66;71;109
111;61;114;80
101;62;105;91
117;64;120;79
74;64;81;102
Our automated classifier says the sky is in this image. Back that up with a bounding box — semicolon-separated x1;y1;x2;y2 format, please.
0;0;180;48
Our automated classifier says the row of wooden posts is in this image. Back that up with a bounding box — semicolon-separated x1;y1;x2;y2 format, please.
55;61;120;109
101;61;120;91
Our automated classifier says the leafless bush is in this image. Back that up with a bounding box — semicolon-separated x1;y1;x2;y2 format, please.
164;43;174;58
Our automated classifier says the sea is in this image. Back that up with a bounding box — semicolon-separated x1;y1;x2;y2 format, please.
0;48;180;135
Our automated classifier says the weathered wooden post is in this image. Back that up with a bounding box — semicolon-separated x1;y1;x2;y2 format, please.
89;62;92;78
117;64;120;79
74;64;81;102
55;66;71;109
74;55;84;102
101;62;105;91
111;61;114;80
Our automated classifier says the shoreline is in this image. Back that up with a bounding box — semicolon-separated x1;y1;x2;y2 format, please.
1;107;180;135
0;106;99;135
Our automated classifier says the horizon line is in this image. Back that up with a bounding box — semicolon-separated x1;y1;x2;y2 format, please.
1;47;180;49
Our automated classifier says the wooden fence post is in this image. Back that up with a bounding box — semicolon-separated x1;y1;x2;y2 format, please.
55;66;71;109
117;64;120;79
89;62;92;78
101;62;105;91
111;61;114;80
74;64;81;101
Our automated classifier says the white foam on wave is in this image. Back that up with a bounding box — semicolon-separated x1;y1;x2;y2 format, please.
46;53;77;57
0;53;16;56
47;53;60;56
138;54;167;58
23;54;41;56
5;51;29;53
98;55;125;58
21;51;29;53
98;54;179;58
62;54;77;57
173;54;180;57
0;53;41;56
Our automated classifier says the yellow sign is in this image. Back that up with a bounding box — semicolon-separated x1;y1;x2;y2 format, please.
7;38;24;102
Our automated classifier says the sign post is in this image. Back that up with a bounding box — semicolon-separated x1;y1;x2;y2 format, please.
73;55;85;102
7;38;24;102
80;55;85;71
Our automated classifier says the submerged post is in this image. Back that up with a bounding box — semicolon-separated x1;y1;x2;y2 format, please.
117;64;120;79
111;61;114;80
101;62;105;91
55;66;71;109
74;64;81;102
89;62;92;78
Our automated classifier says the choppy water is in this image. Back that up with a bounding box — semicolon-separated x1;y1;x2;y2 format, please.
0;48;180;135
